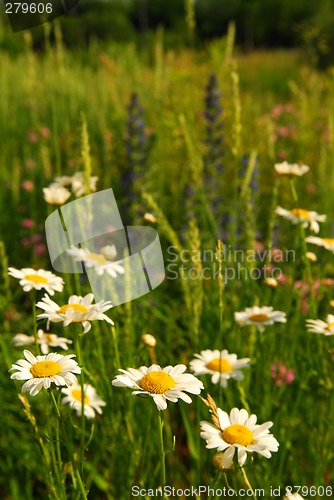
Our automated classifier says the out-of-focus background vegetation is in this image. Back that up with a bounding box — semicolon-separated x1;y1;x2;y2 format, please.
1;1;334;499
0;0;334;69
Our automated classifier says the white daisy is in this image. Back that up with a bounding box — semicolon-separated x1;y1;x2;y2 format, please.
306;315;334;336
112;364;204;411
235;306;286;332
43;184;71;205
36;293;114;334
9;350;81;396
54;172;98;197
13;329;72;355
306;236;334;252
61;383;106;418
275;207;326;233
8;267;64;295
67;246;124;277
200;407;279;469
189;349;250;388
274;161;309;176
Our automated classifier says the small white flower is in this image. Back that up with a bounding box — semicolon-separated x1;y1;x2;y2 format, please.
112;364;204;411
13;329;72;355
275;207;326;233
67;246;124;278
189;349;250;388
9;350;81;396
306;315;334;336
200;407;279;469
274;161;309;176
61;383;106;418
54;172;98;197
306;236;334;252
235;306;286;332
8;267;64;295
36;293;114;334
43;184;71;205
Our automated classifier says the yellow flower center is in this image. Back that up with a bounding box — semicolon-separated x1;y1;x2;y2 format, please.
248;313;269;323
326;322;334;331
43;333;54;343
323;238;334;245
139;371;175;394
71;389;89;404
206;358;232;373
58;304;88;315
222;424;254;447
30;360;61;378
25;274;48;284
87;252;106;265
291;208;310;220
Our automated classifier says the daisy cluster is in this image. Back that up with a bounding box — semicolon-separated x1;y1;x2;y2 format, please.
7;265;112;418
7;157;332;477
43;171;99;205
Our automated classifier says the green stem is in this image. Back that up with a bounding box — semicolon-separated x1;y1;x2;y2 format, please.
208;472;221;500
289;179;316;315
157;411;166;496
32;290;41;354
50;391;88;499
74;331;86;472
240;467;257;500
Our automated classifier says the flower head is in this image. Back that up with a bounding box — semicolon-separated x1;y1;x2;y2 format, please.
200;407;279;469
67;246;124;277
189;349;250;388
275;207;326;233
13;329;72;354
36;293;114;334
61;383;106;418
8;267;64;295
274;161;309;176
306;236;334;252
54;172;98;197
43;184;71;205
306;315;334;336
112;364;204;411
9;350;81;396
235;306;286;332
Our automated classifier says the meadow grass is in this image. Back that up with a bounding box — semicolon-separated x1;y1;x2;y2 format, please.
0;26;334;499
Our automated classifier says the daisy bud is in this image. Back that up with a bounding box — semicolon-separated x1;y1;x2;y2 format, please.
141;333;157;347
306;252;317;262
263;277;278;287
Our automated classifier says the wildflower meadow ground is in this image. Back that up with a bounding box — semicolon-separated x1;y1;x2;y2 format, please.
1;23;334;500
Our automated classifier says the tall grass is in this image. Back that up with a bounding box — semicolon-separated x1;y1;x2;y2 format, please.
0;26;334;499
